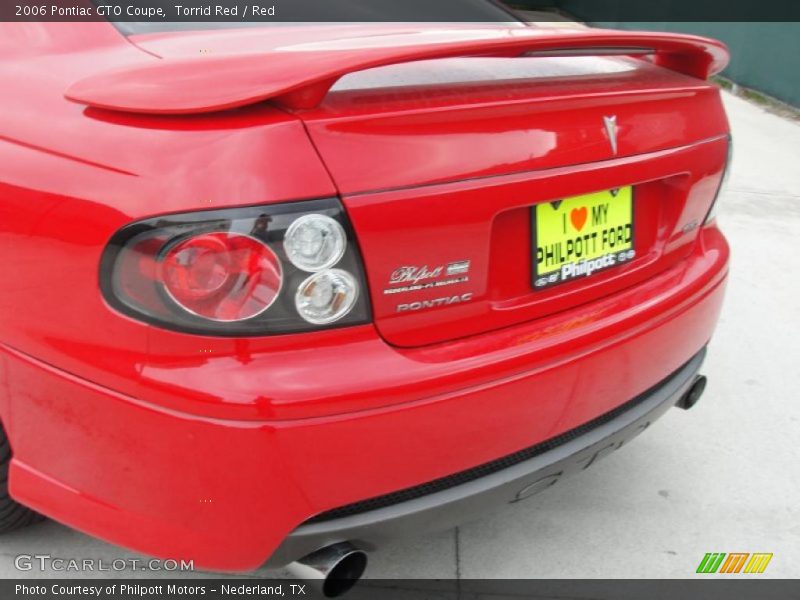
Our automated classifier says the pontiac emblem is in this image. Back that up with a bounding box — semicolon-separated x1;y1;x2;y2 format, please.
603;115;618;156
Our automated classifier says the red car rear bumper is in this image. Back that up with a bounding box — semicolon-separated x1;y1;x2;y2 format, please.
4;227;728;571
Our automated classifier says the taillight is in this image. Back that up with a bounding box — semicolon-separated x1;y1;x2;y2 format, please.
283;214;347;272
295;269;359;325
704;134;733;225
100;198;371;335
160;232;283;322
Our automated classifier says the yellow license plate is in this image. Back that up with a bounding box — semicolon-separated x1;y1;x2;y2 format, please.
533;186;635;289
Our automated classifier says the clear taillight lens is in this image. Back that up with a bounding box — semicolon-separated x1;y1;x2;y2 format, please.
284;214;347;272
100;198;370;335
295;269;359;325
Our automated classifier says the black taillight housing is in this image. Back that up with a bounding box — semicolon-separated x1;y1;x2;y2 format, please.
704;134;733;225
100;198;371;335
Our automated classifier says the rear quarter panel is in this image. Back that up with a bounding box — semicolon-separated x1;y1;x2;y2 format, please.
0;23;337;418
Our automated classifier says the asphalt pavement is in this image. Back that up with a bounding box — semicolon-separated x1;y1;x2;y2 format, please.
0;91;797;580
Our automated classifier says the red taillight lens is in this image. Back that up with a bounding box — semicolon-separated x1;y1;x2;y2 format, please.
160;233;283;322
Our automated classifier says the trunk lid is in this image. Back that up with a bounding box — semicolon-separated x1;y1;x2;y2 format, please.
290;56;729;346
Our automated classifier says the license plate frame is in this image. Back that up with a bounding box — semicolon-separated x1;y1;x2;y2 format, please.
531;186;635;290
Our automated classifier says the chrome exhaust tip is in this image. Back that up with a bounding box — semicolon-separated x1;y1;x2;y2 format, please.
676;375;707;410
287;542;367;598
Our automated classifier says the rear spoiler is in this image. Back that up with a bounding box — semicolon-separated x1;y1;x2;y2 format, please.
65;28;729;115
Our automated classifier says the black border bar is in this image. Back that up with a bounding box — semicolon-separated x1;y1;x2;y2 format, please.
6;579;799;600
2;0;800;22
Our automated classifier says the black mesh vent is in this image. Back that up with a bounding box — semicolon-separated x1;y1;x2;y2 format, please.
306;356;692;524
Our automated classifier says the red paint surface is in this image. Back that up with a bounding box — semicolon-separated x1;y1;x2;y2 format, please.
66;27;728;114
0;22;730;569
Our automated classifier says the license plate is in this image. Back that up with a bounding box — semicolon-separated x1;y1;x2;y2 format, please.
532;186;635;289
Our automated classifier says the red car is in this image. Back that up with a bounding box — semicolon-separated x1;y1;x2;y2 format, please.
0;4;730;595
